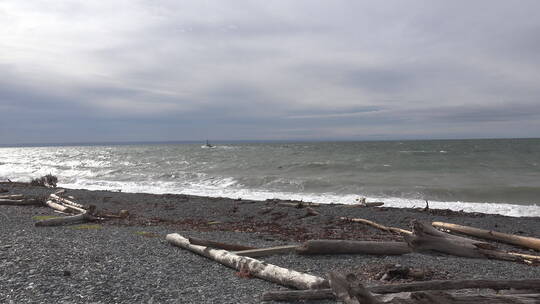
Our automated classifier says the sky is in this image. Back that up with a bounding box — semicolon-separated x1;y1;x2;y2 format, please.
1;0;540;144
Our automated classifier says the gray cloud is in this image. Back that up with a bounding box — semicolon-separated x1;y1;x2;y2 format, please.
1;0;539;144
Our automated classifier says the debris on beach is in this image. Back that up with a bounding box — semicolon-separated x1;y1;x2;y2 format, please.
3;181;540;303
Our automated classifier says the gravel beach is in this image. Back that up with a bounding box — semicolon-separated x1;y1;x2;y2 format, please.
1;183;540;303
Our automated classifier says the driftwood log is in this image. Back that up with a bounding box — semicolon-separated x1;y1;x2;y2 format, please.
0;198;42;206
166;233;329;290
327;272;382;304
508;252;540;263
0;181;28;186
276;202;321;208
49;193;86;213
261;279;540;302
0;194;24;200
404;221;539;264
234;245;298;257
340;217;412;235
346;198;385;208
342;202;385;208
187;237;256;251
44;200;70;213
432;221;540;251
390;292;540;304
35;206;98;227
296;240;411;255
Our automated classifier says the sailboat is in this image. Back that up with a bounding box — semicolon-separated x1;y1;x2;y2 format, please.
201;140;215;149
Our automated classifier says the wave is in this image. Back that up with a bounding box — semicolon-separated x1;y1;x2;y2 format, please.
3;141;540;218
398;150;449;154
55;178;540;218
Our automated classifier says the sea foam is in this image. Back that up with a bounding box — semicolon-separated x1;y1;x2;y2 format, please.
57;179;540;218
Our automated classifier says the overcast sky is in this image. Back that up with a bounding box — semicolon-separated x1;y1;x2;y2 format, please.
1;0;539;144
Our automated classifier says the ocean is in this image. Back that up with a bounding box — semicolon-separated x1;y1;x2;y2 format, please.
1;138;539;217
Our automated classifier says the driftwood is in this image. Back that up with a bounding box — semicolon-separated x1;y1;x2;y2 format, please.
391;291;540;304
432;221;540;251
188;236;256;251
234;245;298;257
296;240;411;255
59;204;85;214
35;206;97;227
262;289;336;302
0;181;28;186
404;221;536;263
0;198;42;206
53;189;66;195
373;279;540;294
508;252;540;263
166;233;329;290
277;202;321;208
261;279;540;301
362;202;385;207
346;198;385;208
379;265;426;281
0;194;24;199
340;217;412;235
300;207;319;218
328;272;381;304
45;200;70;213
49;193;86;212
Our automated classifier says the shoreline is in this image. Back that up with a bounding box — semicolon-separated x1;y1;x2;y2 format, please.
52;182;540;218
1;183;540;303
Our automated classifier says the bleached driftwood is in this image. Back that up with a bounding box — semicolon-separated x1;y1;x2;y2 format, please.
166;233;329;290
0;194;24;200
0;199;42;206
59;203;85;214
49;193;86;213
405;221;535;263
187;237;256;251
35;206;97;227
508;252;540;263
45;200;70;213
261;279;540;301
432;221;540;251
340;217;412;235
234;245;298;257
345;198;385;208
296;240;411;255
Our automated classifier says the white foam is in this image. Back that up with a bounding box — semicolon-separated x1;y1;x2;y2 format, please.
3;145;539;218
56;179;540;218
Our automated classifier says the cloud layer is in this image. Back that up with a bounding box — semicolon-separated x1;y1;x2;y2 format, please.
1;0;539;143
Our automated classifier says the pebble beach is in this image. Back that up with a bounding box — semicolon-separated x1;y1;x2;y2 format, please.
1;183;540;303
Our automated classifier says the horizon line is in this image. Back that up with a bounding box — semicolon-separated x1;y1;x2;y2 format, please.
1;136;539;148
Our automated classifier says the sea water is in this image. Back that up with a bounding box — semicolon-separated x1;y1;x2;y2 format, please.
1;138;539;217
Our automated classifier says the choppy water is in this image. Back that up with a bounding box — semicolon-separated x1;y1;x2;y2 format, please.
1;138;539;217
